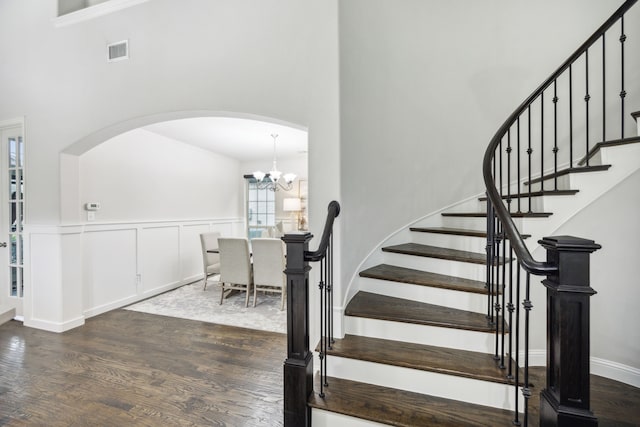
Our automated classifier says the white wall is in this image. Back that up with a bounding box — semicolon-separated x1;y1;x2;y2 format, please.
337;0;633;303
0;0;342;330
79;128;243;222
527;169;640;384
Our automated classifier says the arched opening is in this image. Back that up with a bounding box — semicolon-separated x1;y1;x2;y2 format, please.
59;111;308;318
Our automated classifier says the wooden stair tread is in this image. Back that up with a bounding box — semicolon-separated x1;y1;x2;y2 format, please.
410;226;531;239
478;189;579;201
309;376;516;427
345;291;506;333
382;242;509;265
359;264;489;295
578;135;640;166
327;334;522;386
410;226;487;238
524;164;611;185
442;211;552;218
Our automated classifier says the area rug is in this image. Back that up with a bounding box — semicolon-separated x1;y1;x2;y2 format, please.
125;281;287;334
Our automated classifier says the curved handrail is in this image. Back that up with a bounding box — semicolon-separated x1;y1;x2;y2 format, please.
482;0;637;276
305;200;341;262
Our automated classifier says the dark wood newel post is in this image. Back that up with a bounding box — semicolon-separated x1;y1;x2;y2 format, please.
539;235;601;427
283;231;314;427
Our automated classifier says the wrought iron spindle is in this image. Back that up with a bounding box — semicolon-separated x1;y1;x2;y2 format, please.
329;233;335;346
517;118;521;213
585;48;591;166
540;92;544;192
513;263;521;426
318;262;326;397
553;80;559;190
494;223;502;360
507;130;512;213
506;242;515;379
522;273;533;427
499;228;507;369
486;198;494;322
620;16;626;138
602;34;606;143
569;64;574;168
527;106;532;213
323;257;329;388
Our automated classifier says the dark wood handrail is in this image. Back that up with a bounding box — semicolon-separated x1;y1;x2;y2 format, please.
482;0;637;276
304;200;340;262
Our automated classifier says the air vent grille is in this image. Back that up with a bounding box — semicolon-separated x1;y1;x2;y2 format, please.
107;40;129;62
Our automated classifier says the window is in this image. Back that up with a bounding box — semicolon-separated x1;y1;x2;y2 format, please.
246;178;275;239
8;136;24;298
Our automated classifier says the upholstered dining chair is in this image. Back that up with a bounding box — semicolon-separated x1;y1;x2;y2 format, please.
199;232;221;291
251;238;286;310
218;237;253;307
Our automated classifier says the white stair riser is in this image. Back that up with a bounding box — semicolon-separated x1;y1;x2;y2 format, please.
525;174;572;192
345;316;503;354
383;252;489;282
358;278;487;314
479;196;545;214
326;357;520;411
312;409;388;427
411;232;487;253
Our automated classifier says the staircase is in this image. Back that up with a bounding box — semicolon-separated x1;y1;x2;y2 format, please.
309;134;639;426
283;2;640;425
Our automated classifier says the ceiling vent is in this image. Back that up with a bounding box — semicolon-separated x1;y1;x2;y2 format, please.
107;40;129;62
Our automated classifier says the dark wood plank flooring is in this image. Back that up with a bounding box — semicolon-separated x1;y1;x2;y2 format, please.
0;310;286;426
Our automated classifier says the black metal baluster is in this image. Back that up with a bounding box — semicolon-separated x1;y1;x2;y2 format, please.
494;224;502;360
540;92;544;192
570;64;574;168
620;15;626;139
527;106;532;213
553;80;559;191
602;34;606;144
585;48;591;166
507;130;512;213
486;198;494;322
500;226;506;369
523;273;533;427
507;243;514;380
513;263;521;426
517;118;521;213
329;233;335;346
323;255;329;388
318;261;325;397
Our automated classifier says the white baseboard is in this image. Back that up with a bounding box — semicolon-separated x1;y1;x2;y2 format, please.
591;357;640;388
25;315;85;333
521;349;640;388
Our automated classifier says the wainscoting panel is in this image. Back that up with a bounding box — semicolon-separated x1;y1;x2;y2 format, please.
180;224;212;283
139;225;181;295
82;228;138;316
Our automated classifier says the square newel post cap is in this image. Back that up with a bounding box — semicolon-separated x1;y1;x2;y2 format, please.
539;235;601;292
282;231;314;244
538;235;602;253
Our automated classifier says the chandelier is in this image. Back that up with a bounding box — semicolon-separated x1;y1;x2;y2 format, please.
253;134;296;191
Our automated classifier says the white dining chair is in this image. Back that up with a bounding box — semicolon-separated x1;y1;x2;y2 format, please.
199;232;221;291
218;237;253;307
251;238;286;310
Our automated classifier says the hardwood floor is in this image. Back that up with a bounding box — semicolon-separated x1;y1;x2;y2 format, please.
0;310;286;426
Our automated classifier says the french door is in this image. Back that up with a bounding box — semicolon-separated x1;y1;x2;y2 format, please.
0;124;24;317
